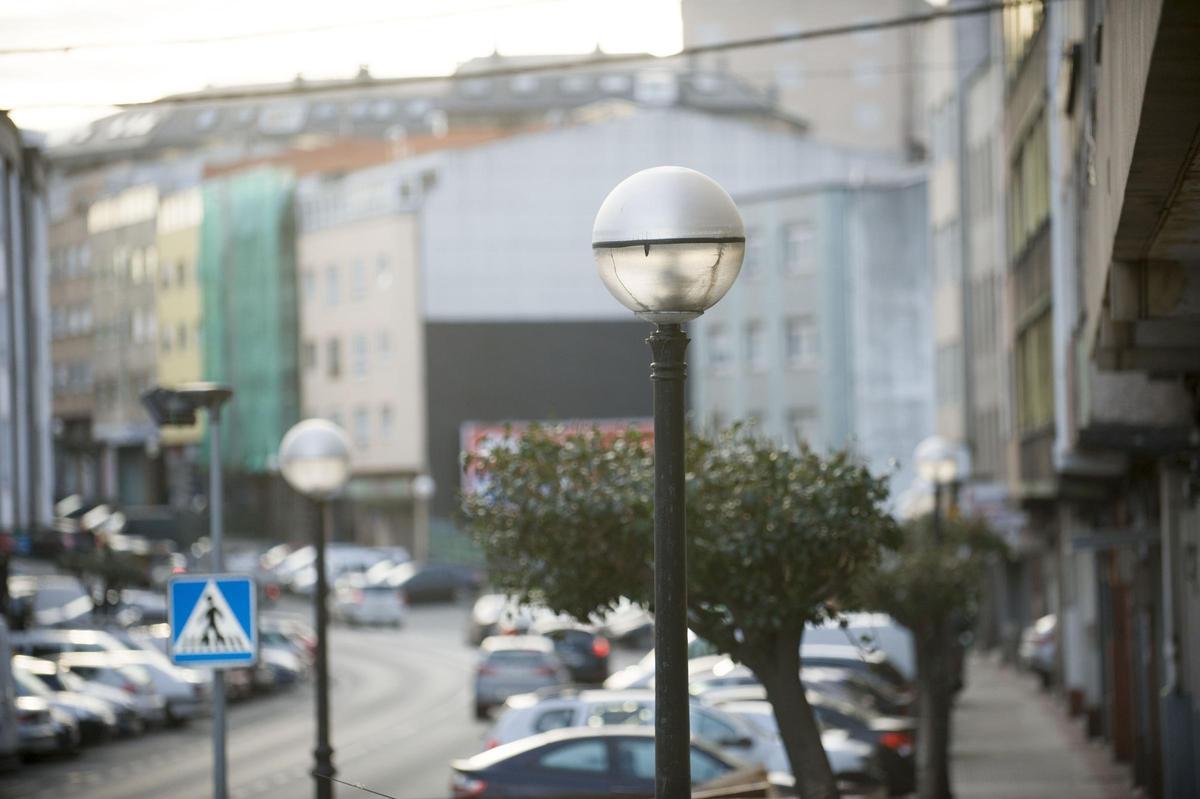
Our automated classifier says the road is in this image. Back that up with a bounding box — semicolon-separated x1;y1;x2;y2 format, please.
1;601;490;799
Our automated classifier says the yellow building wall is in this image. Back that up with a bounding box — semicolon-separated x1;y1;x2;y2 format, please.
155;190;205;446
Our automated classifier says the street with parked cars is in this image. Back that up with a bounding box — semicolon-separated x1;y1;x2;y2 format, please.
2;544;924;798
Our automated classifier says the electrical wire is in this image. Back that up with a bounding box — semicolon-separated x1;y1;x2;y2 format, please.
5;0;1056;111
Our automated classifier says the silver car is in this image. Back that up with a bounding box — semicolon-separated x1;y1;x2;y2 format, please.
473;636;568;719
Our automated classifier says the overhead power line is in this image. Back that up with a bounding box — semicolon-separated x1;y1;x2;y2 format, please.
6;0;1055;112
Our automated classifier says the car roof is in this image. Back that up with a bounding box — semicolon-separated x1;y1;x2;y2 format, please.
480;635;554;653
12;654;59;675
454;725;669;771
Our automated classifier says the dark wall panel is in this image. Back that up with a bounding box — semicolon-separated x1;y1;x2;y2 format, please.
424;320;652;519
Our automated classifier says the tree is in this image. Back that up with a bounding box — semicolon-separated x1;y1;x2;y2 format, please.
462;424;899;799
858;513;1004;799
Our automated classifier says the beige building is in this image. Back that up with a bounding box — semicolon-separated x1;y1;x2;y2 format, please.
154;189;205;446
680;0;926;156
296;162;428;553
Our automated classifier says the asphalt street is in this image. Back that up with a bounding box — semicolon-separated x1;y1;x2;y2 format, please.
0;601;495;799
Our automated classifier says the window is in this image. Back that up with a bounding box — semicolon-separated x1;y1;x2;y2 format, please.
130;249;145;284
933;221;960;286
353;407;369;450
145;246;158;281
693;710;739;746
1003;0;1045;79
327;338;342;379
787;407;820;448
708;325;732;370
539;741;608;773
302;269;316;302
378;331;392;359
351;259;367;299
586;702;652;727
160;261;172;288
744;321;767;372
380;405;394;439
783;222;815;275
326;266;340;306
690;749;731;784
614;739;656;780
176;259;187;286
936;343;964;407
1016;310;1054;433
160;331;172;353
784;316;819;366
376;255;394;289
303;340;318;371
742;227;761;280
177;322;188;350
1008;113;1049;261
532;708;575;733
351;334;368;378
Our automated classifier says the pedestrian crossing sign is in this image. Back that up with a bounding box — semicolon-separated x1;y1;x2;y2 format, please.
168;574;258;668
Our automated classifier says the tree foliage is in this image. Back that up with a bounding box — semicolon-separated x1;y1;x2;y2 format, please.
461;423;900;799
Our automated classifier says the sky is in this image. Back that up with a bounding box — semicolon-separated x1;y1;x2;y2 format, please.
0;0;683;134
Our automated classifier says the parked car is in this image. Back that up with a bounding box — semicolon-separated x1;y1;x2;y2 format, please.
596;598;655;650
15;696;75;758
6;576;94;629
466;594;543;645
48;656;168;728
533;621;610;684
0;616;21;769
1019;613;1057;687
332;575;407;627
19;655;145;736
10;627;130;659
486;686;880;782
450;726;826;799
799;645;912;702
58;651;205;725
702;686;916;797
474;636;569;719
385;562;483;604
803;614;915;684
12;657;119;744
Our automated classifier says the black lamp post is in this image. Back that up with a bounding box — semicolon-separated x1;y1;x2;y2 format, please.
278;419;353;799
914;435;967;546
593;166;746;799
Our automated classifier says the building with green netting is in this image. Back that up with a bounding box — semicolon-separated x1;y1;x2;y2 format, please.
198;166;302;534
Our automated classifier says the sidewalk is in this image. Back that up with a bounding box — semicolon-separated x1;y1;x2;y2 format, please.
952;652;1133;798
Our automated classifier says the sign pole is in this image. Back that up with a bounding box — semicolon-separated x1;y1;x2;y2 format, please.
210;405;228;799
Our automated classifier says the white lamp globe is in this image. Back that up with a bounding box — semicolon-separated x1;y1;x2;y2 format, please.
592;166;745;323
914;435;967;485
278;419;352;499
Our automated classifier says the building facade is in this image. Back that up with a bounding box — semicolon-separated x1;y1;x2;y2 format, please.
0;112;54;536
692;178;932;501
87;184;163;507
680;0;926;156
296;163;428;553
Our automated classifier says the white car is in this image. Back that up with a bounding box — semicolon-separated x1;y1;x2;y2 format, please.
57;651;208;725
50;658;167;726
332;577;407;626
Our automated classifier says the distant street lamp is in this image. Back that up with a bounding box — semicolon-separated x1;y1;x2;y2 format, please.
593;166;744;799
278;419;352;799
914;435;968;545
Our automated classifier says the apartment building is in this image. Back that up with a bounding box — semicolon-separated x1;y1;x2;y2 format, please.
692;177;932;501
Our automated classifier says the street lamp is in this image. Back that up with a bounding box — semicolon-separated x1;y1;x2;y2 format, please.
278;419;352;799
914;435;968;545
141;381;233;799
593;166;744;799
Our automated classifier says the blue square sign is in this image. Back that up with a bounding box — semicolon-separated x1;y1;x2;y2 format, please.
168;574;258;668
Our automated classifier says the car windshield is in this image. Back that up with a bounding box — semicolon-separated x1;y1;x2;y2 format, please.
487;650;547;666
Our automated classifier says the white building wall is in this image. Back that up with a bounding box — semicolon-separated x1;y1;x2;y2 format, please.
419;108;898;322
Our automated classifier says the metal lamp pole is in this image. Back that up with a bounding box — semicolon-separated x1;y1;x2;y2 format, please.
313;499;335;799
649;323;690;799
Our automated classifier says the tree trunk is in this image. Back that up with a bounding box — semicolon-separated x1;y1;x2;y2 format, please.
915;619;955;799
751;637;839;799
